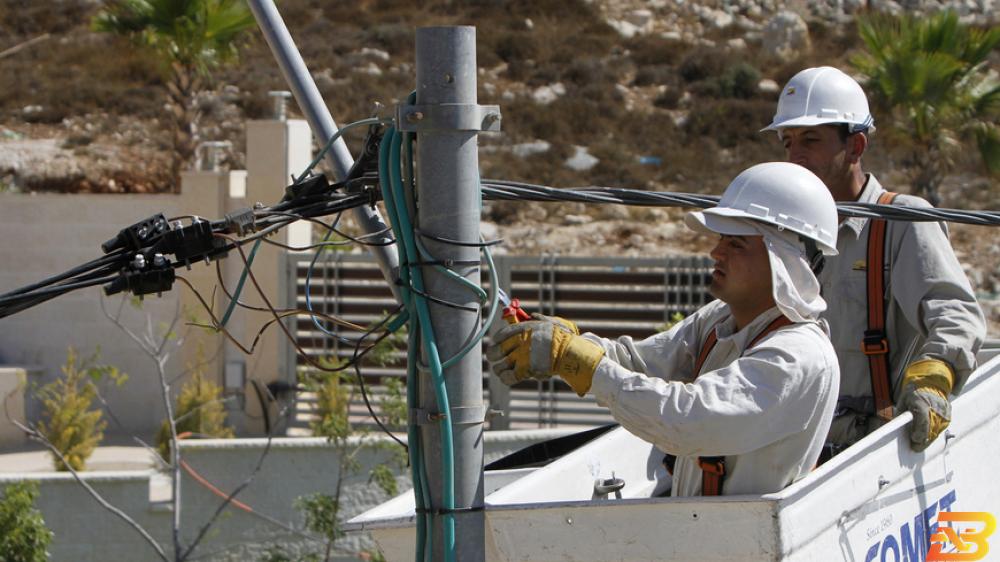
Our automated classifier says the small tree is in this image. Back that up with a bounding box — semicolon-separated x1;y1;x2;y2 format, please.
93;0;256;188
281;324;407;562
155;369;234;461
0;482;53;562
36;348;124;471
852;11;1000;203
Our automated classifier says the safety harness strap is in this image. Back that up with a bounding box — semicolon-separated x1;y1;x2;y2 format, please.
693;314;793;496
864;191;899;423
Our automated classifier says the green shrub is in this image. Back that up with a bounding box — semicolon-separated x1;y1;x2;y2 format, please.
0;482;53;562
36;348;118;471
684;98;775;148
679;49;728;83
156;371;234;461
627;35;690;67
308;370;351;441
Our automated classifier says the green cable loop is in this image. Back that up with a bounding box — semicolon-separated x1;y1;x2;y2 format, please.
379;131;430;562
386;127;457;561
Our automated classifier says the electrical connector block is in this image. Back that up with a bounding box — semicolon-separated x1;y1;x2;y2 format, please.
223;208;256;236
101;213;170;253
103;263;176;297
284;174;330;201
157;220;228;267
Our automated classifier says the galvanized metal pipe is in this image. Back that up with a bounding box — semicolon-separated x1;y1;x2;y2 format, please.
414;26;485;562
246;0;401;301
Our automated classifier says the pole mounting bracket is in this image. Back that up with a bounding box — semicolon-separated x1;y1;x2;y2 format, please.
397;103;501;133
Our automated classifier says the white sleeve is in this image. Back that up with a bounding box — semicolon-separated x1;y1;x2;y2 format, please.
889;215;985;388
589;332;834;457
582;301;724;383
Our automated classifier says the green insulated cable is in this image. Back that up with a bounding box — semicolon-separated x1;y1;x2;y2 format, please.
384;127;457;562
378;130;429;562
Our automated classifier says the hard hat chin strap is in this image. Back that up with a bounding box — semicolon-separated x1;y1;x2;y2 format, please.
799;235;825;276
848;114;875;135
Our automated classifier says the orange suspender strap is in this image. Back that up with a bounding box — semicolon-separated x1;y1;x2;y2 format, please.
692;329;719;376
695;314;794;496
864;191;899;423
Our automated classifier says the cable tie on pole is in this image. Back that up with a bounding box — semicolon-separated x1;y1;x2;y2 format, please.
415;229;503;247
405;259;481;268
415;505;485;515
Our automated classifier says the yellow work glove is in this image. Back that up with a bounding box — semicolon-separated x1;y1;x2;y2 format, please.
529;313;580;334
485;319;605;396
898;358;954;452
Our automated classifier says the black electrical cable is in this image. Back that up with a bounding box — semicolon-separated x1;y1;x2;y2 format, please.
414;229;503;247
261;191;373;220
480;180;1000;227
264;210;397;247
0;250;128;298
348;305;409;453
0;274;120;307
0;275;119;318
397;281;480;313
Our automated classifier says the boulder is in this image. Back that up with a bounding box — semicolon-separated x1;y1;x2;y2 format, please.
762;10;811;62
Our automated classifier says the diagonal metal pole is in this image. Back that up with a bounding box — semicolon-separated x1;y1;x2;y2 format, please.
247;0;401;301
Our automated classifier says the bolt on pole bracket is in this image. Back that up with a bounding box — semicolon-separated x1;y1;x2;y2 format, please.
409;405;487;426
397;103;502;133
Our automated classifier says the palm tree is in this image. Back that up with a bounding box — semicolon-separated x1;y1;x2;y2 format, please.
94;0;256;191
852;10;1000;204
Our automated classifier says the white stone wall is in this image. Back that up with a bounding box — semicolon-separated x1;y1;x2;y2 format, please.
0;429;575;561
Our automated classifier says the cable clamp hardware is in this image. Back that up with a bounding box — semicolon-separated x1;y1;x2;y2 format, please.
396;103;502;133
410;405;486;426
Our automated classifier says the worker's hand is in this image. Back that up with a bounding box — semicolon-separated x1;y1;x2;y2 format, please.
899;358;954;452
486;319;605;396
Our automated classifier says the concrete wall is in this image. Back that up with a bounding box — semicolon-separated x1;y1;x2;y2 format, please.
0;118;310;441
0;367;28;448
0;189;226;441
0;429;573;561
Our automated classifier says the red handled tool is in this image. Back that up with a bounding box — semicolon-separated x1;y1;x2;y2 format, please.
498;288;531;324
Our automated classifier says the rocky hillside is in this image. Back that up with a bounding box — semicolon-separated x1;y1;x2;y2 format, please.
1;0;998;325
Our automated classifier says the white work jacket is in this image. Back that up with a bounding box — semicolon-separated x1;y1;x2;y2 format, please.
587;302;839;497
822;175;985;411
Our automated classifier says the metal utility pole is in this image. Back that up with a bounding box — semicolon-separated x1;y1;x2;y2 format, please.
246;0;401;301
401;26;500;562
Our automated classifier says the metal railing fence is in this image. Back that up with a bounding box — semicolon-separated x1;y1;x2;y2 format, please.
285;252;713;432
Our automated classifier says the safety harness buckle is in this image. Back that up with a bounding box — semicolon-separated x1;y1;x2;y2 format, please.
862;330;889;355
698;456;726;476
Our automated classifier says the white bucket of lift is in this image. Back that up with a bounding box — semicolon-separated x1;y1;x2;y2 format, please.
348;350;1000;562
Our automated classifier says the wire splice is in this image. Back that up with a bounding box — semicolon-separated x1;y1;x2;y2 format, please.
101;213;170;253
155;220;229;267
103;258;176;297
223;208;257;236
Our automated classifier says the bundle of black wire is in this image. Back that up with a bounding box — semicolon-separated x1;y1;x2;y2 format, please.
5;175;1000;321
0;187;373;319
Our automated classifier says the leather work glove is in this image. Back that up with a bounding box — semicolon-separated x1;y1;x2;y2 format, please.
528;313;580;334
898;358;954;452
486;319;605;396
489;313;580;373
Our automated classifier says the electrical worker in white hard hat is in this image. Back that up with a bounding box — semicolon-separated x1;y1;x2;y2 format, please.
763;66;985;455
487;162;841;497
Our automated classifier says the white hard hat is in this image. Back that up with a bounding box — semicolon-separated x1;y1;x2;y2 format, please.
685;162;839;256
762;66;874;133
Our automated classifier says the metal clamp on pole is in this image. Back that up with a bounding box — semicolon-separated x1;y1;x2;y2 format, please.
397;103;502;133
410;405;487;426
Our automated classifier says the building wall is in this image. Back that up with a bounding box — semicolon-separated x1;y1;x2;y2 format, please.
0;190;225;440
0;119;308;441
